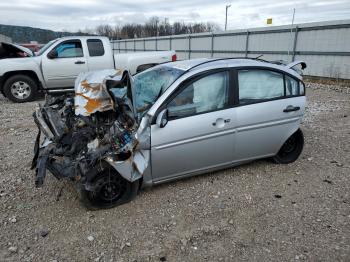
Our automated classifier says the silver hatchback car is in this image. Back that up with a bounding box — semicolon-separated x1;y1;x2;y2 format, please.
32;58;306;209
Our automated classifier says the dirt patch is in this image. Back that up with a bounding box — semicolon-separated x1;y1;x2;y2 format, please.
0;82;349;261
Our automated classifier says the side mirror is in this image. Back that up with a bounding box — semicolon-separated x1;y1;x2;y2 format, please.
47;49;57;59
156;109;168;128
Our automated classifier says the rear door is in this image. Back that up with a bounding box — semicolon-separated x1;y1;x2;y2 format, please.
233;68;305;161
42;39;88;88
150;70;237;182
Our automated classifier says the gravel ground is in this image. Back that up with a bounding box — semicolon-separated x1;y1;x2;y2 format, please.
0;82;349;262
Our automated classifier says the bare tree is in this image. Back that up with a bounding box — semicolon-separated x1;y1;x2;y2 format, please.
83;18;221;39
96;24;114;38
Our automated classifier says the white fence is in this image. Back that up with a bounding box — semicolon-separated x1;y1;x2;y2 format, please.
111;20;350;79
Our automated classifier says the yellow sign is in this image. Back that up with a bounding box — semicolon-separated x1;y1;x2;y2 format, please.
267;18;273;25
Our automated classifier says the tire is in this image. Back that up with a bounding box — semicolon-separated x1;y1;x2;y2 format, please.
3;74;38;103
273;129;304;164
80;166;139;210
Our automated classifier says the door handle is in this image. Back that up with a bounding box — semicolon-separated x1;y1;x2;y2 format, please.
212;118;230;126
75;61;85;64
283;105;300;112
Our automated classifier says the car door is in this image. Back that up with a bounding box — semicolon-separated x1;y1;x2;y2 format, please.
42;39;88;88
233;68;306;161
150;70;237;182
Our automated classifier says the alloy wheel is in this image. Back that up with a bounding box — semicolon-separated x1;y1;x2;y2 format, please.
10;81;31;100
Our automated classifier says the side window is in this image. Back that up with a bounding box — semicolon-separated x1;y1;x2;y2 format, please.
167;71;229;120
87;39;105;57
285;75;299;96
299;81;305;95
55;40;83;58
238;70;284;104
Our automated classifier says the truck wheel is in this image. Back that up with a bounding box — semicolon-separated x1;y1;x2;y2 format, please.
3;75;38;103
273;129;304;164
80;166;139;210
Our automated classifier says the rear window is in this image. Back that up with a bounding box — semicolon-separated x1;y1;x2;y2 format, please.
87;39;105;57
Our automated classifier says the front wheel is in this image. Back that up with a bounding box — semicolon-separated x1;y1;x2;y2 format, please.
80;166;139;210
273;129;304;164
3;74;38;103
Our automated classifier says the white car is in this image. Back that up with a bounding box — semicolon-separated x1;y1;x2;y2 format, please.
0;36;176;102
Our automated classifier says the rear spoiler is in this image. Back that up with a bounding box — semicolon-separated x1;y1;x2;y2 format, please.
287;61;307;70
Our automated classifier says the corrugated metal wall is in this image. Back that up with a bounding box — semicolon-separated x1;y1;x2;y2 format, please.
111;20;350;79
0;34;12;43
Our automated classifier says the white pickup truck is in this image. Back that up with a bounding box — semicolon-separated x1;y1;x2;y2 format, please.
0;36;176;102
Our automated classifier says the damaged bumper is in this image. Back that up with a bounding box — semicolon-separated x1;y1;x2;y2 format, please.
31;69;150;191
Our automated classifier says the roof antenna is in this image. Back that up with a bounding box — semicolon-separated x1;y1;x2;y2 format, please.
255;54;263;59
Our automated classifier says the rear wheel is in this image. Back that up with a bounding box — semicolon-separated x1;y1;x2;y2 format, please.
3;74;38;103
273;129;304;164
80;166;139;210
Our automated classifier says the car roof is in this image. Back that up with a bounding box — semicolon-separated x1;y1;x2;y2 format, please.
58;36;109;41
165;58;303;80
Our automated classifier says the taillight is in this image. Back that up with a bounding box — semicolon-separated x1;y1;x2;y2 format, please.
172;54;177;62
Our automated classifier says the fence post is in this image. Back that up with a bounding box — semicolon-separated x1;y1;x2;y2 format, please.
188;35;191;59
292;26;299;62
134;39;136;52
143;38;146;51
125;41;127;53
211;33;214;58
169;36;172;50
245;30;250;58
155;37;158;51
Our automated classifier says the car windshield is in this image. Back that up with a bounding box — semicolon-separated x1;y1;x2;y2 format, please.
36;39;58;56
133;65;184;117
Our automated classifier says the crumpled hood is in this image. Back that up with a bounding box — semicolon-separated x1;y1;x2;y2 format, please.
74;69;124;116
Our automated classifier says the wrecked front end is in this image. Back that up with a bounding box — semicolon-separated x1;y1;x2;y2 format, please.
31;69;150;208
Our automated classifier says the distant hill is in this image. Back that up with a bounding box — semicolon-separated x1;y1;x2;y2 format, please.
0;24;94;44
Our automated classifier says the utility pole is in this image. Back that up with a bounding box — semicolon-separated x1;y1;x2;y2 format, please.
225;4;231;31
288;8;296;57
156;19;159;36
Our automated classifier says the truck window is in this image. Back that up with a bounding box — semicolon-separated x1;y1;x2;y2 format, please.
55;40;83;58
87;39;105;57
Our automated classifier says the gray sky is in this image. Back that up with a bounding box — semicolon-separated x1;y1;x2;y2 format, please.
0;0;350;31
